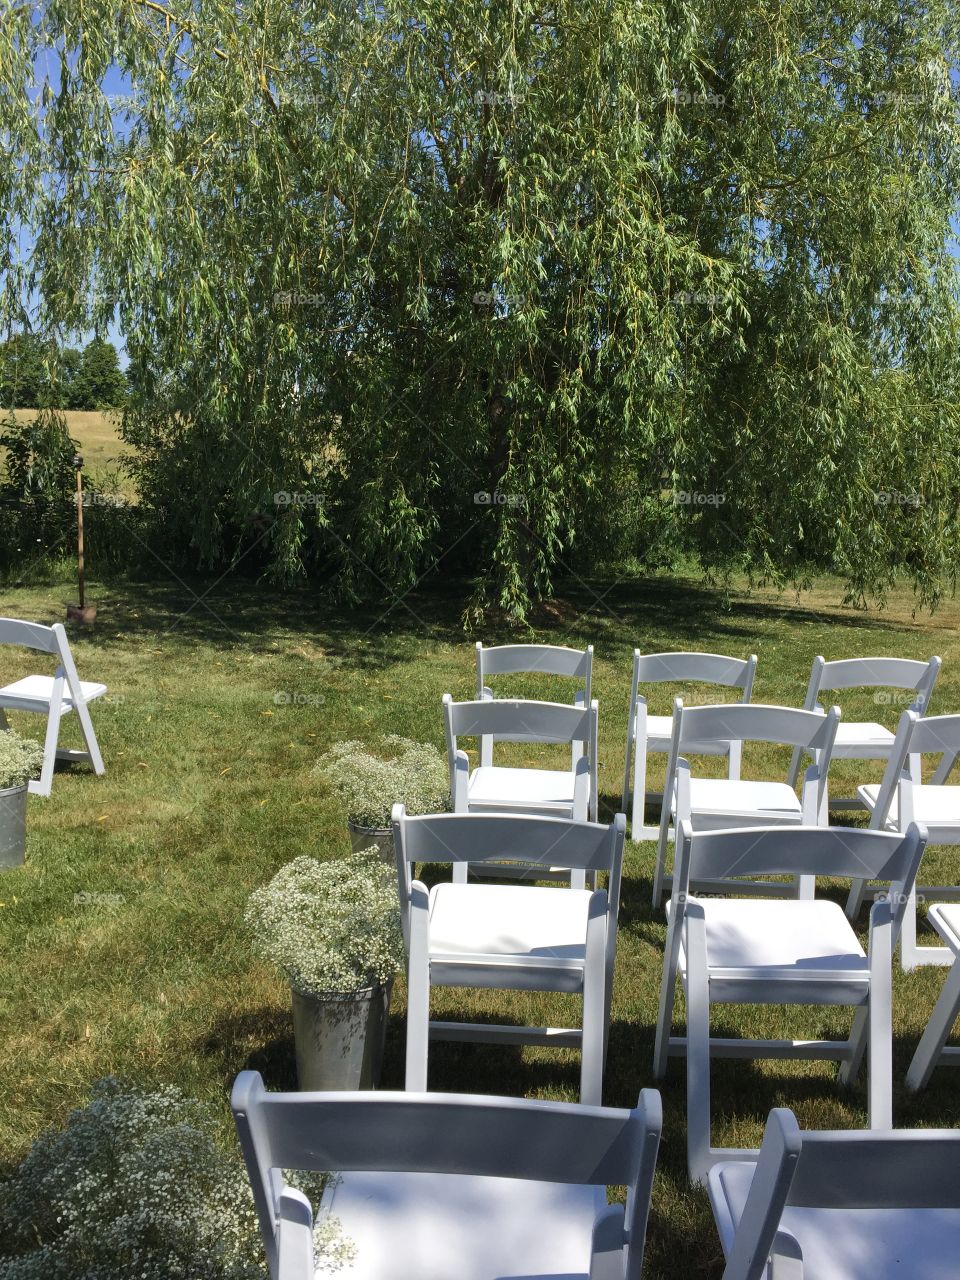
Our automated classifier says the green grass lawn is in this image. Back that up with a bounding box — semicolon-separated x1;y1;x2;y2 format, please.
2;570;960;1277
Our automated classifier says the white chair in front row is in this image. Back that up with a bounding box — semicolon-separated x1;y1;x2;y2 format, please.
787;653;941;808
232;1070;663;1280
654;818;927;1182
622;650;757;842
653;701;840;906
707;1106;960;1280
393;806;625;1106
0;617;107;796
846;710;960;969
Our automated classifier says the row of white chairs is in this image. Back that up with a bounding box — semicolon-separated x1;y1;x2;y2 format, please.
233;807;960;1279
454;642;960;974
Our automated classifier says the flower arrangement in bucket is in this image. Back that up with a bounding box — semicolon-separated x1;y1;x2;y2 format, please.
313;734;450;861
0;730;44;870
245;848;405;1091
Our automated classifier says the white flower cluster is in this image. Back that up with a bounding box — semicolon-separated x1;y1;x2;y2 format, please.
0;1078;355;1278
0;729;44;790
0;1077;262;1278
245;849;405;996
313;734;450;829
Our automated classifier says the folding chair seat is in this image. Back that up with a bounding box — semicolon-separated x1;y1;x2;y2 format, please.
652;817;927;1182
653;701;840;906
0;618;107;796
622;650;757;841
232;1070;662;1280
707;1106;960;1280
846;710;960;969
394;806;625;1105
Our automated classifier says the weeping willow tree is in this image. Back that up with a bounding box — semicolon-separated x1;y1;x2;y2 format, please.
1;0;959;617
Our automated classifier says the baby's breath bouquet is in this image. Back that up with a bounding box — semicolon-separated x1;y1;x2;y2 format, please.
0;729;44;790
313;734;450;830
245;849;404;996
0;1078;354;1278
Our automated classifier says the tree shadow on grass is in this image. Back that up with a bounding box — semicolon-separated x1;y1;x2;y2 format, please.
19;565;925;678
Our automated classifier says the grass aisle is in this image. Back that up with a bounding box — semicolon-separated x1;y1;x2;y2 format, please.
1;572;959;1277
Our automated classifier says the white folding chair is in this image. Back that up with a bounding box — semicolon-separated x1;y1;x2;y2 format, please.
653;701;840;906
787;654;941;808
443;693;599;888
706;1106;960;1280
846;710;960;968
622;650;757;841
393;805;625;1106
0;618;106;796
654;819;926;1180
475;641;593;765
905;905;960;1090
232;1070;662;1280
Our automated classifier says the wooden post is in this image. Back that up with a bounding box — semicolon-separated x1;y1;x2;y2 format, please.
75;456;85;609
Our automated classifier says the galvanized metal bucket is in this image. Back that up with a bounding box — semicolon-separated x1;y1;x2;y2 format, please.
347;821;394;866
291;979;392;1091
0;784;28;870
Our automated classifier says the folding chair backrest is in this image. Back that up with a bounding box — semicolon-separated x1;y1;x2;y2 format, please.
393;807;624;930
869;711;960;825
632;650;757;695
232;1070;662;1280
807;655;941;713
476;643;593;702
675;701;839;754
722;1107;960;1280
445;695;596;747
394;807;624;875
0;617;61;655
673;821;926;918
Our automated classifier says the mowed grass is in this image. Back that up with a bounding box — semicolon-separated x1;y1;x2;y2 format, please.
2;571;960;1276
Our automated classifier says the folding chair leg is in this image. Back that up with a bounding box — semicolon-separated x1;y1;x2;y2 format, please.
30;698;63;798
846;876;870;920
73;699;105;775
684;912;712;1183
653;916;681;1081
906;957;960;1091
631;737;648;843
580;893;608;1106
404;889;431;1092
652;804;672;908
838;1006;869;1089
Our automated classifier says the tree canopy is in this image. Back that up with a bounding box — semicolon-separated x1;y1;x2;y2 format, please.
2;0;959;616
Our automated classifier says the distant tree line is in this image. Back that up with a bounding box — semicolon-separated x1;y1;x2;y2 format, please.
0;334;127;411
